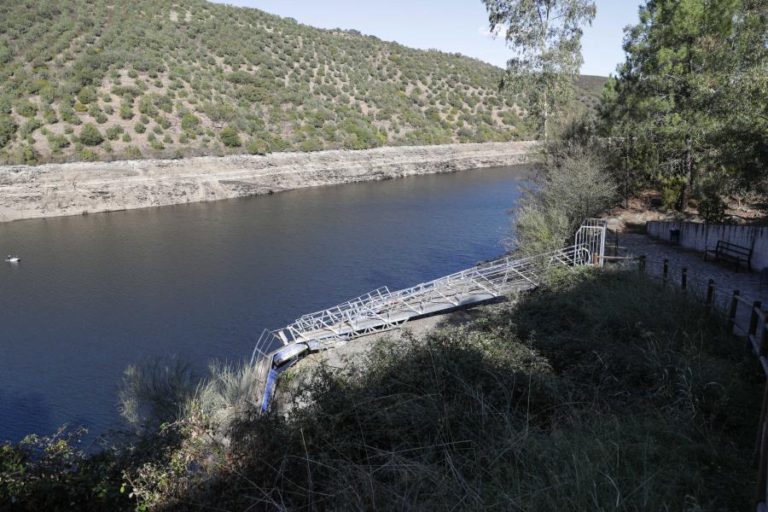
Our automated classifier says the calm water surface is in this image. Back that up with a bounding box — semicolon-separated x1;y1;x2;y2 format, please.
0;165;529;442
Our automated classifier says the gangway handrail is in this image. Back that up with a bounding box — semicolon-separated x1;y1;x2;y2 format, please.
248;220;607;411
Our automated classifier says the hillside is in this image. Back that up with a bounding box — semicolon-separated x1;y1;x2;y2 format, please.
0;1;604;165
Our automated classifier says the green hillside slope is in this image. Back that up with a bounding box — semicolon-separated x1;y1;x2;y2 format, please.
0;1;604;164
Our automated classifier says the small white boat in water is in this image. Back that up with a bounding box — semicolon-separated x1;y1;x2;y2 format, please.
5;255;20;263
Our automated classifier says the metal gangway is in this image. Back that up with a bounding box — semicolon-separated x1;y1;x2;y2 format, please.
250;220;607;410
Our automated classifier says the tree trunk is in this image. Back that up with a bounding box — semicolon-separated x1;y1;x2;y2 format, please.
680;136;694;211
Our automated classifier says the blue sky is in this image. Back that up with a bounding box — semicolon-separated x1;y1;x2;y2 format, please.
213;1;644;77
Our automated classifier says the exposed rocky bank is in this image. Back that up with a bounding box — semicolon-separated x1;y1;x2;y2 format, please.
0;141;536;222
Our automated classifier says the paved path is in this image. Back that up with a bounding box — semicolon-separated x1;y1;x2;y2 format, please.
617;232;767;334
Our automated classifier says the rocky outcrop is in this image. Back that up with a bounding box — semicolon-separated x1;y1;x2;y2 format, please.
0;141;536;222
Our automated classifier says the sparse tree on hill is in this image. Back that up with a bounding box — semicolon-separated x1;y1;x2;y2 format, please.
483;0;596;139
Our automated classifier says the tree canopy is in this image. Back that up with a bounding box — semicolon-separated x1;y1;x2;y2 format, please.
600;0;768;206
483;0;597;139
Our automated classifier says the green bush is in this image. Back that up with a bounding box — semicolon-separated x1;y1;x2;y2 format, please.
134;122;146;134
79;147;99;160
43;108;58;124
20;119;43;138
699;183;727;223
20;144;39;165
180;112;200;131
105;125;123;140
119;101;133;120
79;123;103;146
220;126;241;147
15;100;37;118
77;86;97;104
0;428;130;510
124;145;141;158
246;138;269;155
0;116;17;148
46;132;70;151
513;144;617;255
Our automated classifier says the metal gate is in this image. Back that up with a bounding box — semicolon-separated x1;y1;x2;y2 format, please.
575;219;607;267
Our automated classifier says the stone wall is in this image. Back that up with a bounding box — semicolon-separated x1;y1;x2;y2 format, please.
646;220;768;271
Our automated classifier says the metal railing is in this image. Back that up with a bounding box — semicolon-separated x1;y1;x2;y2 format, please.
251;243;595;364
248;220;607;412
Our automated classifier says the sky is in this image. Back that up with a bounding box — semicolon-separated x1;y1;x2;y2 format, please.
212;1;645;77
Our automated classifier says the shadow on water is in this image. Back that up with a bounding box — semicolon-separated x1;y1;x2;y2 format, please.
0;390;54;443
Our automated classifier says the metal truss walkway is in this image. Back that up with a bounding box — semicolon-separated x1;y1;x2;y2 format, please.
250;219;607;411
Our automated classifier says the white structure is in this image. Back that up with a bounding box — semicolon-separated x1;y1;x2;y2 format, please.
251;219;607;411
647;221;768;271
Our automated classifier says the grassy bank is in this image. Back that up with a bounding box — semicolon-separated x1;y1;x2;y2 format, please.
1;268;761;510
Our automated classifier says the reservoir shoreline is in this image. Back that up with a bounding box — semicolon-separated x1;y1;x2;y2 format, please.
0;141;536;223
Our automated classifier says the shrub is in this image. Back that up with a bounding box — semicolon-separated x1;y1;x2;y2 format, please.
79;123;104;146
59;103;77;124
79;148;99;161
138;95;156;116
15;100;37;118
134;122;146;134
46;133;70;151
699;183;727;223
105;125;124;140
124;145;142;158
181;113;200;131
77;86;97;104
119;101;133;120
0;116;17;148
513;144;616;255
220;126;241;147
119;358;198;431
0;428;129;510
20;144;39;165
43;108;58;124
20;119;43;138
246;138;269;155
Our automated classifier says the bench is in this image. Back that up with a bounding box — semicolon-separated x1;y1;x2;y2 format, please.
705;240;753;271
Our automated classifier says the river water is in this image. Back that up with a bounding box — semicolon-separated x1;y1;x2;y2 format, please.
0;165;530;442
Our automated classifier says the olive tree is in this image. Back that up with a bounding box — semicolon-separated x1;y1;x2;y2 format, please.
483;0;596;139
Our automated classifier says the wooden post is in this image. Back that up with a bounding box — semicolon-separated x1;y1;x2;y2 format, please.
750;301;763;340
705;279;715;308
761;310;768;358
663;258;669;284
728;290;740;331
756;382;768;504
639;255;646;273
681;268;688;290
